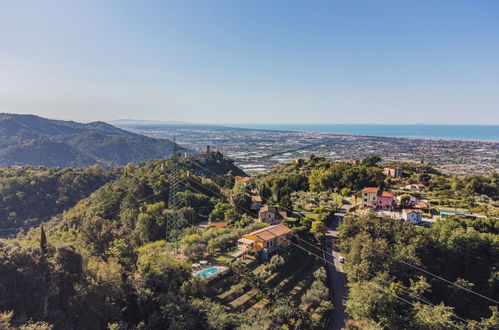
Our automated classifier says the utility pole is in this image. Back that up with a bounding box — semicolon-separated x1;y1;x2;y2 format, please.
166;135;183;248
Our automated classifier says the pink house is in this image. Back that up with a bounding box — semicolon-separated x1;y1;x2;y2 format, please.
378;191;395;209
361;188;395;210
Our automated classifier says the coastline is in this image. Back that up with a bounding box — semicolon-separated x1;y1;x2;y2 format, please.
223;124;499;143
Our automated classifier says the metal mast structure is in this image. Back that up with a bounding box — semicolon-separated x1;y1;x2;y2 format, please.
166;135;183;242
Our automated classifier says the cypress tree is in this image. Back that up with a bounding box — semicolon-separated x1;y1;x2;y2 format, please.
40;224;47;253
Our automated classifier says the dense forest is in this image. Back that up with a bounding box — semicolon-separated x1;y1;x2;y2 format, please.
0;155;497;329
339;215;498;329
0;113;182;167
0;166;117;230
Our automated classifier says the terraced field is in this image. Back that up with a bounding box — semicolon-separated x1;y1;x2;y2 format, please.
213;249;323;315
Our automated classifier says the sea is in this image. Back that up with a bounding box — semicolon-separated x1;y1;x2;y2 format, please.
226;124;499;142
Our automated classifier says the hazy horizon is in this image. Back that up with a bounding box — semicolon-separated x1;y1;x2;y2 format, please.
2;1;499;125
4;112;499;127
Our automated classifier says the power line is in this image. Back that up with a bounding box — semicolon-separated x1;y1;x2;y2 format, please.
288;239;468;330
166;135;184;243
177;171;474;329
188;160;499;306
292;235;478;329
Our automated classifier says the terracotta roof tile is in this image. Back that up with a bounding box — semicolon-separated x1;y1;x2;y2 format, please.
404;209;422;213
246;224;292;242
251;196;262;202
208;222;229;228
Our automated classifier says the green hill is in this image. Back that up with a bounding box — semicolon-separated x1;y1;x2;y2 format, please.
0;166;117;231
0;113;181;167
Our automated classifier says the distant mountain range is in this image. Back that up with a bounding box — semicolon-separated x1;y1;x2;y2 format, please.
0;113;183;167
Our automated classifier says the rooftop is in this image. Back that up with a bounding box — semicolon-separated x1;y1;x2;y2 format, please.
246;224;292;242
404;209;423;213
251;196;263;202
208;221;229;228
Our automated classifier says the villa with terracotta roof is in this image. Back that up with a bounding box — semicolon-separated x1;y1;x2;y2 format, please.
361;187;395;210
234;176;252;186
258;206;287;225
414;202;429;209
237;224;292;258
397;194;419;204
403;209;423;224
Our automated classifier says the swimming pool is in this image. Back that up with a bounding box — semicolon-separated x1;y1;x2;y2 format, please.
193;266;224;278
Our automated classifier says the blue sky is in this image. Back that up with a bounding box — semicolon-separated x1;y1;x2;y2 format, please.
1;0;498;124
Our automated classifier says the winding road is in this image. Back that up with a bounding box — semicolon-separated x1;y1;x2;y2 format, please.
325;209;350;330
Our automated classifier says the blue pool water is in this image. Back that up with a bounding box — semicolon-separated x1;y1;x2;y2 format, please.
194;267;221;278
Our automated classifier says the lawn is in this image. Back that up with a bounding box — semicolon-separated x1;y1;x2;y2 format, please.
210;249;256;265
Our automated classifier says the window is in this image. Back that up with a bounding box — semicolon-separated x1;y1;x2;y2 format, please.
364;198;367;202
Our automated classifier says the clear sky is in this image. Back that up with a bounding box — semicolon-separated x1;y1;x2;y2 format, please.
1;0;498;124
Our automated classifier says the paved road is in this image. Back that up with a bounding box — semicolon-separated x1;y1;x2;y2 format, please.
325;212;349;330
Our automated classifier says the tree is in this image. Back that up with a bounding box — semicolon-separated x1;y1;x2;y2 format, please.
310;220;327;242
209;203;230;222
79;216;124;256
399;195;412;209
134;202;168;243
40;225;47;253
309;168;334;192
135;249;191;295
267;255;285;272
347;278;407;329
230;190;252;215
413;302;461;330
361;156;382;167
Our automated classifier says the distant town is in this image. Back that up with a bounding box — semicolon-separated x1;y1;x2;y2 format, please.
116;123;498;175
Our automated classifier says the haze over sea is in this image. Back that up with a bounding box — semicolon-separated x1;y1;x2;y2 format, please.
226;124;499;142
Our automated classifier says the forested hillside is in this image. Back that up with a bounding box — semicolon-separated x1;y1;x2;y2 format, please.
0;155;267;329
339;215;498;329
0;166;117;230
0;113;182;167
0;155;497;329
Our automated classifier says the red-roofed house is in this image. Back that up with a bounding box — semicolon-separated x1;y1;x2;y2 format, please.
398;194;419;204
414;202;429;209
258;206;287;225
208;222;229;229
362;187;379;208
379;191;395;209
234;176;252;186
237;224;292;258
361;188;395;210
403;209;423;224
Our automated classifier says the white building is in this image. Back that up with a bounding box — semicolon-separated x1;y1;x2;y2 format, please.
403;209;423;224
383;167;403;178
